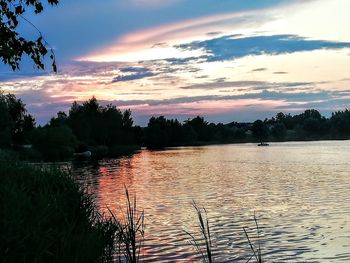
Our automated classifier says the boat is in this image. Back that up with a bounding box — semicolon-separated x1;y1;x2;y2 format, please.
257;142;269;146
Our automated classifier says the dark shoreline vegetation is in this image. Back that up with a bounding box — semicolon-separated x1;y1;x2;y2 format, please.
1;92;350;161
0;154;118;262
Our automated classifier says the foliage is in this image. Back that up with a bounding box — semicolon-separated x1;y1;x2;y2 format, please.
252;120;269;142
270;122;286;139
0;160;118;263
0;92;35;146
67;97;139;147
0;0;58;71
144;116;248;148
145;116;184;148
29;125;77;160
330;109;350;138
185;116;211;141
3;93;350;160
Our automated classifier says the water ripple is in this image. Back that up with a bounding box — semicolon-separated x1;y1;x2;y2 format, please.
73;141;350;262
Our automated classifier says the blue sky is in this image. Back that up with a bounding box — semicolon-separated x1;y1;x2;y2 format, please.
15;0;286;63
1;0;350;125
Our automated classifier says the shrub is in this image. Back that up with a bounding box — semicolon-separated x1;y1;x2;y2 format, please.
0;161;118;263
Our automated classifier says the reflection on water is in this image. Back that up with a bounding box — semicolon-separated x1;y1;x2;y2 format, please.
72;141;350;262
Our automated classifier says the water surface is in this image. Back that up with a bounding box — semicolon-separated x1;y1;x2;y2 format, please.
73;141;350;262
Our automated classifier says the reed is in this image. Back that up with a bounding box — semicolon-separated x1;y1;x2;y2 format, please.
243;213;263;263
185;202;213;263
109;187;144;263
187;204;264;263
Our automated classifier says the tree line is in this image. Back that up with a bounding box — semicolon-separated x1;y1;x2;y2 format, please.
1;92;350;160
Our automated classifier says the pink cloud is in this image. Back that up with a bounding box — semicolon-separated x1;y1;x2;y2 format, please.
121;99;285;116
80;9;273;62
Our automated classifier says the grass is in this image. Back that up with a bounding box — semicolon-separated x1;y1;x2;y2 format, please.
243;214;263;263
109;188;144;263
186;203;264;263
185;202;213;263
0;158;118;263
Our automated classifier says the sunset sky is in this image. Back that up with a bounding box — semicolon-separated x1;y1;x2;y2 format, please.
1;0;350;125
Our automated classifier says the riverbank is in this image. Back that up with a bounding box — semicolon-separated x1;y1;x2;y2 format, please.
0;152;118;262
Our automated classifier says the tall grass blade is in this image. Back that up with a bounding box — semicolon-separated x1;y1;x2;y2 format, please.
186;201;213;263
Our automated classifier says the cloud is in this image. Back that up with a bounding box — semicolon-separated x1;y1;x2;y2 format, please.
251;68;267;72
112;67;155;82
81;8;275;62
275;98;350;110
100;89;341;107
119;67;150;73
176;34;350;62
112;71;154;82
180;80;314;90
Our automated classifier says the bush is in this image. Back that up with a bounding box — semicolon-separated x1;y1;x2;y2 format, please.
0;161;118;263
30;125;77;161
17;147;43;161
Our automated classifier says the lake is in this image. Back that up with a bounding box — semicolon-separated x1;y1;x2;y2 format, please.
72;141;350;262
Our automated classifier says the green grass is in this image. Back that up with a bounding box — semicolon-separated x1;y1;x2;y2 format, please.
0;159;118;263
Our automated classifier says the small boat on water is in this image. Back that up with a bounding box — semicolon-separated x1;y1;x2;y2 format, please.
258;142;269;146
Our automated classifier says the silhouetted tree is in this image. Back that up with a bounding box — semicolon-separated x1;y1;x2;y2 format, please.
30;125;76;160
49;111;67;127
330;109;350;138
66;97;139;148
302;109;322;120
271;122;286;139
145;116;171;148
185;116;210;141
0;92;35;145
303;118;321;136
252;120;269;142
0;0;59;71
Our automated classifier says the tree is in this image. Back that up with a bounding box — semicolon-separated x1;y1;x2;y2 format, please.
49;111;67;127
0;0;59;71
145;116;170;148
0;92;35;145
330;109;350;138
66;97;139;147
30;125;77;160
303;118;321;136
302;109;322;120
271;122;286;139
185;116;210;141
251;120;269;142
